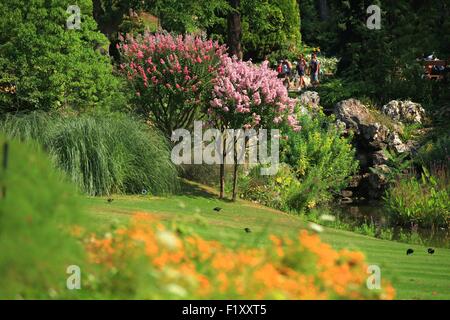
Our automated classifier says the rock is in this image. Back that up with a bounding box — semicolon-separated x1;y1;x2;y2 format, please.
334;99;374;134
299;91;321;111
367;165;390;198
335;119;347;132
341;197;353;204
360;122;390;149
382;100;426;124
348;175;363;188
334;98;422;200
341;190;353;198
372;150;389;165
387;132;409;153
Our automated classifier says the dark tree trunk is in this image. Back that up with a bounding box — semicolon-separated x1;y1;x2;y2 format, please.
318;0;329;21
219;134;226;199
227;0;243;59
231;136;238;201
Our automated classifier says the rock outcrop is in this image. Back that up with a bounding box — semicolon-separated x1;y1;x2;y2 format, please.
381;100;425;124
334;99;423;200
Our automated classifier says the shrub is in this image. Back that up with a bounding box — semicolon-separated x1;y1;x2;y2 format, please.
383;168;449;228
281;111;359;210
118;32;227;137
0;112;179;195
0;135;86;299
81;213;395;299
315;79;361;109
0;0;125;113
416;134;450;168
237;163;300;211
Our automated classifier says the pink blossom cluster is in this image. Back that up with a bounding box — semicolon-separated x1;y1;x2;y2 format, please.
209;56;300;131
118;32;227;104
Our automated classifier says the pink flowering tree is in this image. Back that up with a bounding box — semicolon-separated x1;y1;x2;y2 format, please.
118;32;227;137
208;56;300;200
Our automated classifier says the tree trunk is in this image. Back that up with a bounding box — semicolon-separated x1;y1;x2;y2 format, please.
318;0;329;21
232;136;238;201
219;133;226;199
227;0;243;59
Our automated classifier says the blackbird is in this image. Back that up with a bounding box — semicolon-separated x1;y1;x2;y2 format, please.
427;248;435;255
406;248;414;255
244;228;251;233
213;207;222;212
107;198;114;203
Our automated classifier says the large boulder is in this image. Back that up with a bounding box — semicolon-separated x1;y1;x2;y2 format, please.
381;100;426;124
334;99;374;134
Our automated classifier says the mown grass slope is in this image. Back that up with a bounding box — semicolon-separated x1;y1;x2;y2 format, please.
86;181;450;300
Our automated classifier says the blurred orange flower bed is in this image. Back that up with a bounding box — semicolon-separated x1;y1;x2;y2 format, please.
83;212;395;300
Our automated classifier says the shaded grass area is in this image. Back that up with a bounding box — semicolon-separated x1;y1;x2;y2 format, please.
86;181;450;300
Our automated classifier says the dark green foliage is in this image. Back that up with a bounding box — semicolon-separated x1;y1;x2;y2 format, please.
0;112;179;196
416;132;450;168
333;0;450;106
0;0;125;113
299;0;450;109
241;0;301;60
0;135;86;299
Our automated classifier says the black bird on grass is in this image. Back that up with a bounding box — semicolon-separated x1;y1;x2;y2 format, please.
428;248;435;255
107;198;114;203
406;248;414;255
213;207;222;212
244;228;251;233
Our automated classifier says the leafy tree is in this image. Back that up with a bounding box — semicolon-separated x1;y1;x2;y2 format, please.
333;0;450;105
0;0;124;113
208;57;299;200
118;32;227;137
241;0;301;60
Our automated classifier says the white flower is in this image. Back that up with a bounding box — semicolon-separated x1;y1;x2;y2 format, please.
319;214;336;222
157;230;180;250
166;284;187;297
308;222;324;233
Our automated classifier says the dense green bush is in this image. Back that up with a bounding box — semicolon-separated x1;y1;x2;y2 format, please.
237;163;300;211
384;169;449;228
416;134;450;168
237;111;358;212
0;0;125;113
0;112;179;195
281;111;359;210
315;79;361;109
0;135;86;299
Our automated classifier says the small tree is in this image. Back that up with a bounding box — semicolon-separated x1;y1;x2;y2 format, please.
208;56;300;200
118;32;227;137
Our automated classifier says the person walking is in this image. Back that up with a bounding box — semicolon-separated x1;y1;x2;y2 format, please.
309;52;320;87
277;60;284;78
282;59;291;89
296;54;307;91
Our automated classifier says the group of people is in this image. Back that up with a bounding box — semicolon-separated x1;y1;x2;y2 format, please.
276;52;321;90
420;53;449;80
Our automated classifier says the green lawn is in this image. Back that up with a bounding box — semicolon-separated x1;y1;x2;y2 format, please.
85;181;450;300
